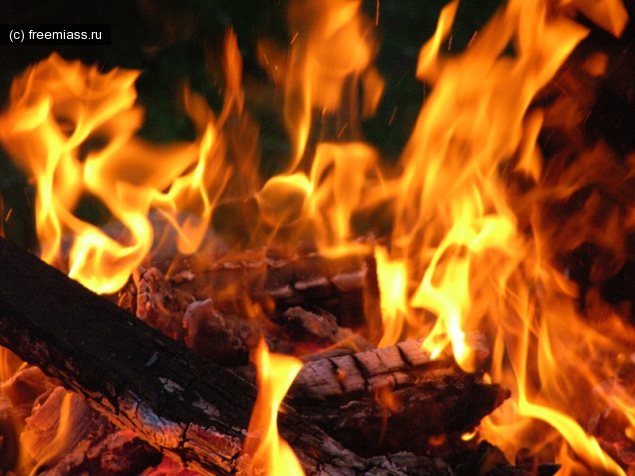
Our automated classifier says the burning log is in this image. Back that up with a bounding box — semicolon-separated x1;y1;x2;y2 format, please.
0;235;515;475
0;235;417;475
120;255;507;457
123;255;508;459
292;371;508;457
290;335;488;400
118;266;372;366
283;337;507;457
154;241;383;338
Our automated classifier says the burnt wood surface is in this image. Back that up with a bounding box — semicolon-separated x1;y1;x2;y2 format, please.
156;243;383;338
0;236;417;476
286;340;508;457
298;373;509;457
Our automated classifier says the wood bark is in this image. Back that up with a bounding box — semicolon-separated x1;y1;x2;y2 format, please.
297;373;508;457
284;338;508;457
0;236;412;476
155;242;383;338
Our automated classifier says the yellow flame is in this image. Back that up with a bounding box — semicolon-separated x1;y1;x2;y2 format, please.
257;141;384;252
242;338;304;476
0;33;248;293
375;247;409;347
259;0;383;170
376;0;631;471
0;0;634;472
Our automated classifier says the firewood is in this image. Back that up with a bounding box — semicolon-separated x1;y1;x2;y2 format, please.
0;236;423;476
290;338;454;400
297;373;509;457
278;306;346;347
182;298;266;366
21;386;114;472
289;334;489;400
131;266;195;341
1;364;162;475
449;440;561;476
155;242;383;337
82;429;162;475
1;365;54;415
219;330;504;458
120;266;373;365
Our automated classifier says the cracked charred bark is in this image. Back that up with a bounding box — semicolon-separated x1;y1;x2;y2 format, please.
0;236;417;476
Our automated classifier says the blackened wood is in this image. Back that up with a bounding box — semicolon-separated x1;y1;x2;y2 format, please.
284;338;507;457
290;338;454;401
0;236;411;476
157;242;383;336
297;373;509;457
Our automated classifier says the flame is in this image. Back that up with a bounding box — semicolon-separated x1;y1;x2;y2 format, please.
242;338;304;476
0;32;245;294
375;247;409;347
568;0;629;37
258;142;383;252
256;0;386;251
373;0;631;472
1;0;634;472
260;0;384;169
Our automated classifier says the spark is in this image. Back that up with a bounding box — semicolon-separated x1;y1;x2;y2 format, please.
337;123;348;138
553;80;569;96
5;209;12;222
388;107;397;126
376;0;380;26
290;32;299;44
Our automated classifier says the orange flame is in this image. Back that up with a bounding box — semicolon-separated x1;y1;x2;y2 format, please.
256;0;386;251
242;338;304;476
373;0;631;472
0;0;634;472
0;32;249;294
263;0;384;169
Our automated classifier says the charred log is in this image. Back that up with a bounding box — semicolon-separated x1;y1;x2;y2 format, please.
213;308;504;457
153;242;383;338
296;373;509;457
280;338;506;457
0;236;411;476
119;265;375;366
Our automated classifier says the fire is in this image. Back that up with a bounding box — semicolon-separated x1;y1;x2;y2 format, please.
0;32;244;294
376;0;632;472
1;0;635;473
375;246;409;347
256;0;386;252
241;338;304;476
258;0;384;169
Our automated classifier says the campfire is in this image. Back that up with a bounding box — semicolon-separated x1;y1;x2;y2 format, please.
0;0;634;474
